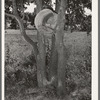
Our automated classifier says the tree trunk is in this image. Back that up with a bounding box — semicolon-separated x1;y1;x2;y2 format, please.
34;0;48;88
48;34;58;86
55;0;67;97
35;0;43;14
5;0;42;87
55;0;60;13
6;0;67;93
56;43;66;97
36;31;47;87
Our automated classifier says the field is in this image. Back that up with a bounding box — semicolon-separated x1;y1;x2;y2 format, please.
5;30;91;100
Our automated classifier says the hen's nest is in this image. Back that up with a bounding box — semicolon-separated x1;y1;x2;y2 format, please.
34;9;57;34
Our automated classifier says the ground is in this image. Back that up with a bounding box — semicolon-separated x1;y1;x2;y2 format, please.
5;29;91;100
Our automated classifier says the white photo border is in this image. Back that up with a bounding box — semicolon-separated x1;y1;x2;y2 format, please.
92;0;98;100
1;0;98;100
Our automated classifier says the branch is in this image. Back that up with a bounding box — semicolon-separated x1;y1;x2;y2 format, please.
20;0;25;20
12;0;19;16
5;13;16;19
5;13;38;56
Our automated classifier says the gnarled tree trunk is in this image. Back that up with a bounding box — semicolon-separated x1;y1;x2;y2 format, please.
6;0;68;97
5;0;46;88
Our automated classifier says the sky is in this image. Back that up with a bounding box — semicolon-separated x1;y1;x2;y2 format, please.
24;3;36;13
24;0;55;13
84;8;92;16
24;0;92;16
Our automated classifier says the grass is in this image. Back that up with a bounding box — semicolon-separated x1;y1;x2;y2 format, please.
5;30;91;100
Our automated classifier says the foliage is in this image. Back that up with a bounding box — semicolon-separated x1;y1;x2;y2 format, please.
5;0;92;32
64;0;91;32
27;13;36;25
10;19;18;29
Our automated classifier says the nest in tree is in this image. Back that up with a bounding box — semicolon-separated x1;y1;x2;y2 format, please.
34;9;58;34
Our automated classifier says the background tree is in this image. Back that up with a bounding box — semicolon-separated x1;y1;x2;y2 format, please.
65;0;91;32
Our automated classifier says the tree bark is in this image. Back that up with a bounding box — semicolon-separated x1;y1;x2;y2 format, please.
12;0;18;16
35;0;43;14
55;0;60;13
34;0;46;88
55;0;67;97
36;31;47;87
48;34;58;86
